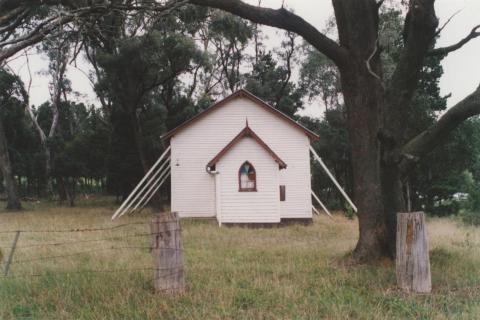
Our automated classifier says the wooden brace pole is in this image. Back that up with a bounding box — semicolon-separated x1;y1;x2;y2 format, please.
112;146;171;220
310;146;358;212
123;156;171;215
129;163;171;214
138;168;171;212
311;190;333;219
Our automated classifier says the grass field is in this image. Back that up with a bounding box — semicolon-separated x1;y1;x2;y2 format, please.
0;198;479;319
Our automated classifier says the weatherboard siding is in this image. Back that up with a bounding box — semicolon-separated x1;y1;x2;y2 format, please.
216;137;280;223
170;96;312;220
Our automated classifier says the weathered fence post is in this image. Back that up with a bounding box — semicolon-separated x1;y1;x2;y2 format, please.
4;230;21;276
396;212;431;294
151;212;185;294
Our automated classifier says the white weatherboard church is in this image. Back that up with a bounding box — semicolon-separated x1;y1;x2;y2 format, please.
163;89;318;224
112;89;357;223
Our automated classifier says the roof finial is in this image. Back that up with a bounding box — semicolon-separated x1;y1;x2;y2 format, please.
245;117;249;127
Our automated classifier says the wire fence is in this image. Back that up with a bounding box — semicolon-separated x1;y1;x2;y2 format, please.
0;221;184;281
14;232;153;249
0;221;164;234
1;219;335;283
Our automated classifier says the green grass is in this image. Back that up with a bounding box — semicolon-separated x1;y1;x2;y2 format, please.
0;199;479;319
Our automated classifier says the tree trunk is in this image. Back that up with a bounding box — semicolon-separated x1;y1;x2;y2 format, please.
107;108;144;201
333;0;390;261
130;112;148;173
380;164;405;255
25;113;53;198
42;146;52;197
341;74;389;261
0;115;21;210
57;176;67;203
65;177;76;207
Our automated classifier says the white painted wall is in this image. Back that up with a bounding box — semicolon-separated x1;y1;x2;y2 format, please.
216;137;280;223
170;96;312;221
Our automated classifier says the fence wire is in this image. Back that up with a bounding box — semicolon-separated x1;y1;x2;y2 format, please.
12;246;152;264
4;228;181;250
0;267;156;279
0;221;150;234
0;222;183;281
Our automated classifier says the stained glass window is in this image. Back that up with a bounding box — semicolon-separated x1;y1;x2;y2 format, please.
239;161;256;191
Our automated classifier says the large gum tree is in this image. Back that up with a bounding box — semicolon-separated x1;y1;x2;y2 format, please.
187;0;480;261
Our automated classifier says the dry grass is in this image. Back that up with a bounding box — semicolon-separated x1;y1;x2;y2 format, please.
0;198;479;319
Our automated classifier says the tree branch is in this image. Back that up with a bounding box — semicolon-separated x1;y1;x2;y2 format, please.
366;38;385;89
376;0;386;8
429;25;480;56
0;0;188;64
0;6;27;25
48;38;69;139
433;9;461;38
23;50;48;145
189;0;349;67
384;0;438;141
399;83;480;175
0;14;74;63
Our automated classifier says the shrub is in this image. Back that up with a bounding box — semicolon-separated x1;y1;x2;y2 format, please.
430;200;461;217
344;205;355;220
461;210;480;226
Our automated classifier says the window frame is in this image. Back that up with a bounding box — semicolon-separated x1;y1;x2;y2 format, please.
238;161;257;192
279;185;286;201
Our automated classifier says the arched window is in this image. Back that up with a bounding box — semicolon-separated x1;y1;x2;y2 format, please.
239;161;256;192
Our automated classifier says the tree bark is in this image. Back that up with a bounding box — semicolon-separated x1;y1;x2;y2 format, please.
333;0;391;261
0;114;21;210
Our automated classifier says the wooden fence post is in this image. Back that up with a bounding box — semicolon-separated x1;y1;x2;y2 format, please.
4;230;21;276
151;212;185;294
396;212;431;294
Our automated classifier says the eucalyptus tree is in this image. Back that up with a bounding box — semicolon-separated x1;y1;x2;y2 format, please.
207;12;253;93
0;69;27;210
299;7;451;214
22;33;73;197
300;47;341;112
82;4;210;199
245;33;304;117
188;0;480;261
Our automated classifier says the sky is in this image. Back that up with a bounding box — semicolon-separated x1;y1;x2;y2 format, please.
6;0;480;118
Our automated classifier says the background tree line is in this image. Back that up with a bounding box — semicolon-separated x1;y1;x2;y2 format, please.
1;2;479;224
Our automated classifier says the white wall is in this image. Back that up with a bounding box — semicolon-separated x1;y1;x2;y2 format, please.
170;96;312;220
216;137;280;223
